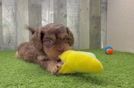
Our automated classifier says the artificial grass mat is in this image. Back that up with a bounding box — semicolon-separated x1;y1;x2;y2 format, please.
0;50;134;88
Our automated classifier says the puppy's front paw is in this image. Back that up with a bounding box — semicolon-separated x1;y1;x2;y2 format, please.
46;61;59;74
46;60;63;75
54;61;63;75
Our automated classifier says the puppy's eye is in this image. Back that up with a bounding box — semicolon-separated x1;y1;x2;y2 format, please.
43;39;55;47
63;37;70;41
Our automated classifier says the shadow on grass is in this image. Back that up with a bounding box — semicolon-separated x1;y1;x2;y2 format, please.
59;73;109;86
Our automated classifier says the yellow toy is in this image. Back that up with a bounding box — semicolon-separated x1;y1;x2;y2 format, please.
58;50;103;74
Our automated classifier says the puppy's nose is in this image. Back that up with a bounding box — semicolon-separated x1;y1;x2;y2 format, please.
58;48;65;53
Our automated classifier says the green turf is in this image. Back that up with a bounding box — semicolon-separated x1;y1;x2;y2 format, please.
0;50;134;88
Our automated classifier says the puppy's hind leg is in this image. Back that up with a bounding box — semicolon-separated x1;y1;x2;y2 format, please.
15;51;21;58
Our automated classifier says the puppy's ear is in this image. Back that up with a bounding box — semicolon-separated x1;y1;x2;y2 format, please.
38;30;44;44
31;28;44;51
66;27;74;46
26;26;35;34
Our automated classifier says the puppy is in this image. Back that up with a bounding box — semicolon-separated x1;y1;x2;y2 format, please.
16;23;74;74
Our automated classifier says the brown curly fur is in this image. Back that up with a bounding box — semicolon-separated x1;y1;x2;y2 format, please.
16;23;74;74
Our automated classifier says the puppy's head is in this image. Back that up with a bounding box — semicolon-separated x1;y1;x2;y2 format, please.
40;23;74;60
27;23;74;60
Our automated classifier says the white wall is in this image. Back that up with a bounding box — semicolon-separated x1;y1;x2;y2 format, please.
107;0;134;53
2;0;16;49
